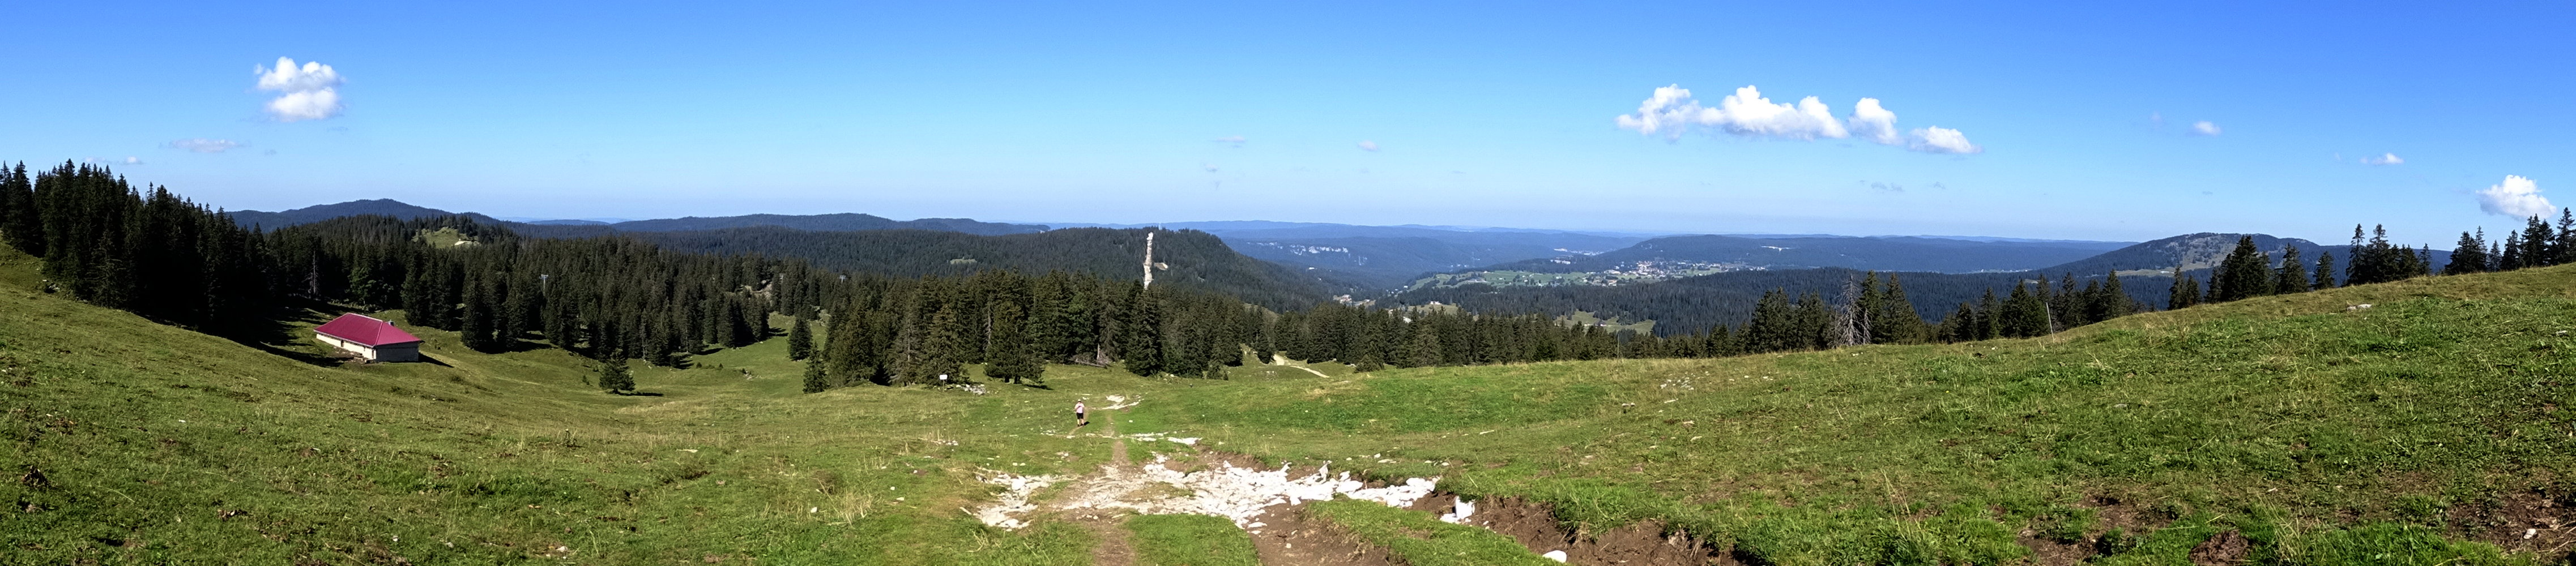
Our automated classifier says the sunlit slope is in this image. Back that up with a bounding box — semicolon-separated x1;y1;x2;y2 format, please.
0;246;1147;564
1141;264;2576;564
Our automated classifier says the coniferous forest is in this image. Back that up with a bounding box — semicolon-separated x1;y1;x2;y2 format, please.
6;160;2575;393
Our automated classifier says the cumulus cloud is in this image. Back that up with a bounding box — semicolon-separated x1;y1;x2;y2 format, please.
1615;85;1845;140
1617;84;1977;154
166;138;244;153
2477;175;2554;217
255;57;344;122
1908;126;1982;154
1847;98;1900;145
1357;140;1379;152
2189;121;2221;136
1212;135;1245;147
2361;153;2403;165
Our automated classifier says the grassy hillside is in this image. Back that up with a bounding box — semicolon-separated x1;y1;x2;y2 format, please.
0;244;1189;564
6;241;2574;564
1142;264;2576;564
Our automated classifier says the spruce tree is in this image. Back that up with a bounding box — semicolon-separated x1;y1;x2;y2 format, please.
2100;271;2132;319
919;301;967;384
2169;275;2200;310
2311;252;2336;290
2274;243;2308;293
460;272;500;352
1404;325;1441;367
984;300;1044;384
786;311;814;361
598;358;634;394
2500;232;2524;271
2444;230;2490;275
801;358;830;393
1117;284;1163;376
2556;208;2576;265
2522;215;2557;268
2210;235;2272;302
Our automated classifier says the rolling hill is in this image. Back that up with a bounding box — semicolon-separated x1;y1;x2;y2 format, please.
2037;231;2453;278
625;226;1334;310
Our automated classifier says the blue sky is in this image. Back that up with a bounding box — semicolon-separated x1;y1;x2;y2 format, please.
5;1;2570;244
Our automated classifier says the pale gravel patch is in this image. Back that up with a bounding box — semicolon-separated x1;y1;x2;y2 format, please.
973;455;1436;529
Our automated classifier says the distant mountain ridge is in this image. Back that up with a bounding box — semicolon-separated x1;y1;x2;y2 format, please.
2036;232;2450;279
225;199;1046;235
1474;234;2135;276
226;199;505;229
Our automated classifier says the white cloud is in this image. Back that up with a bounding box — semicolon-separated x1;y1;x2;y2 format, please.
123;157;142;165
1212;135;1245;147
1908;127;1982;154
1617;84;1975;154
2361;152;2403;165
1847;98;1900;144
2477;175;2554;217
255;57;344;122
1357;140;1379;152
166;138;243;153
2189;121;2221;136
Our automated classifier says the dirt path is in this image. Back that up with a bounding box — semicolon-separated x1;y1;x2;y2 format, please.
1105;409;1127;464
1282;364;1329;379
1087;409;1134;566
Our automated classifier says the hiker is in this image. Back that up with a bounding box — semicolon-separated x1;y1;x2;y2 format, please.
1075;400;1087;426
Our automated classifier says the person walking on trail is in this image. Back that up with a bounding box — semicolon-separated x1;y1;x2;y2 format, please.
1074;400;1087;427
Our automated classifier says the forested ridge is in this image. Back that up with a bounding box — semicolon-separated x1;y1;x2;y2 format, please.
613;225;1331;311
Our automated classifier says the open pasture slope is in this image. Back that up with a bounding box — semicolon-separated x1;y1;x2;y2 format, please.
5;239;2576;564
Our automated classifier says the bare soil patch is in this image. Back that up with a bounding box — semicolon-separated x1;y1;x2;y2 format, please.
2186;529;2249;565
1246;502;1399;565
2450;490;2576;560
1410;493;1733;565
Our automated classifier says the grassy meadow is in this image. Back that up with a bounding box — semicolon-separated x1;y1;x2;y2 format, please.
5;238;2575;564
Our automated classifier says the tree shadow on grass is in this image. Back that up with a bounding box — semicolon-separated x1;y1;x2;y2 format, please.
215;306;344;368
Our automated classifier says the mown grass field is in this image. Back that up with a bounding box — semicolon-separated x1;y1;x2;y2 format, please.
5;238;2574;564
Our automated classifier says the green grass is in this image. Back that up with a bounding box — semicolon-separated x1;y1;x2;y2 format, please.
6;237;2576;564
1124;514;1258;566
1142;264;2576;565
1304;498;1559;566
0;248;1141;564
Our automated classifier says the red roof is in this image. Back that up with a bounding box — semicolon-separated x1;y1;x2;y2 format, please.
314;314;423;347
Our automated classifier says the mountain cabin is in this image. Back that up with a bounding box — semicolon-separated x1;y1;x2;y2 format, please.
313;313;425;362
